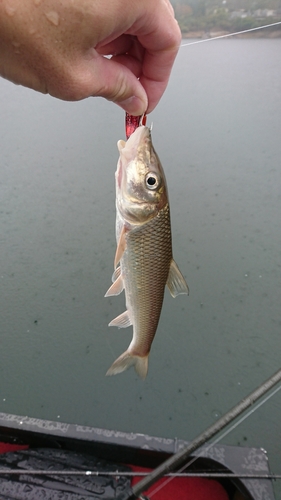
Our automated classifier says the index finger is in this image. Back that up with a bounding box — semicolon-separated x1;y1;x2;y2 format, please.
127;3;181;112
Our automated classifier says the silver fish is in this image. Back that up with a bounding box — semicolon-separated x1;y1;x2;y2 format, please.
105;125;188;378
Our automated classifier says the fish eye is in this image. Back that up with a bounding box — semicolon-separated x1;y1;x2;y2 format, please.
145;172;159;190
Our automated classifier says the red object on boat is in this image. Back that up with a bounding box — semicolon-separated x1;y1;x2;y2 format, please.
130;465;229;500
0;444;229;499
125;113;147;139
0;443;28;453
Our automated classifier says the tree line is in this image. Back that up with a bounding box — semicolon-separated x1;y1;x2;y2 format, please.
170;0;281;33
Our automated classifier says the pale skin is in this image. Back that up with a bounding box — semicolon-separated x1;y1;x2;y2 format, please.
0;0;181;115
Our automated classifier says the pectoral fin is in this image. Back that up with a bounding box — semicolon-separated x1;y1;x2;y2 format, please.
167;259;189;297
114;225;127;269
109;310;132;328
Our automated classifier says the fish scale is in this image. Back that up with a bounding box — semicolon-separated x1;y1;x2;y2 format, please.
122;203;172;356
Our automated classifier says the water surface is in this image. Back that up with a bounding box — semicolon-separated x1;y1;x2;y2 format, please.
0;38;281;496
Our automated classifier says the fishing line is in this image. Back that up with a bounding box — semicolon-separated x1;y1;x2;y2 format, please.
181;21;281;46
146;382;281;499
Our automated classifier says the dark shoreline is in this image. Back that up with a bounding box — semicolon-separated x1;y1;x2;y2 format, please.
181;28;281;39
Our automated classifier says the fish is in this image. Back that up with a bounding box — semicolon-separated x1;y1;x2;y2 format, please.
105;124;188;379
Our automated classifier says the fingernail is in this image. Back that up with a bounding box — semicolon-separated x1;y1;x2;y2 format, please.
117;96;147;116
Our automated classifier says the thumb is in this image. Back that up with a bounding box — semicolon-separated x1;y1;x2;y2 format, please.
87;54;148;115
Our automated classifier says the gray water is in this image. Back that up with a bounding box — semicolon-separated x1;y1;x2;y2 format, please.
1;39;281;496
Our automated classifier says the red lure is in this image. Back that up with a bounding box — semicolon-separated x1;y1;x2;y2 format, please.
125;113;147;140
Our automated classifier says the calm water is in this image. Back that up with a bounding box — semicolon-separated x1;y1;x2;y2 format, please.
1;39;281;495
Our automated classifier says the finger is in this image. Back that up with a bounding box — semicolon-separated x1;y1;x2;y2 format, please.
140;33;181;112
96;35;132;56
164;0;176;16
64;52;148;114
97;35;145;67
127;4;181;112
139;43;179;113
96;34;135;56
110;53;142;78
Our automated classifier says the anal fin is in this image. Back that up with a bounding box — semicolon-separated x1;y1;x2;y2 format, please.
109;310;132;328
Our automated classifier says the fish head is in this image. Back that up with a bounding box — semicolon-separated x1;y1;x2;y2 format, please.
116;126;168;224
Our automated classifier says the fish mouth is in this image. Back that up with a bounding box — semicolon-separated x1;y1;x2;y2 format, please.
125;126;151;161
116;126;151;189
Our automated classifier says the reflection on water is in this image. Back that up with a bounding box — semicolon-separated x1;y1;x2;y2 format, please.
0;38;281;496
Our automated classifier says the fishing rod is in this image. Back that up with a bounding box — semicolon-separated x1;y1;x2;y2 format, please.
116;367;281;500
1;470;281;479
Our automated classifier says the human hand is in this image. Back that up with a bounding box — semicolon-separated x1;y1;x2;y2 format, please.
0;0;181;114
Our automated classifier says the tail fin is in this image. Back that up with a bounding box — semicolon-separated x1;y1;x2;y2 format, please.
106;351;148;379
